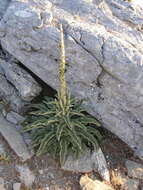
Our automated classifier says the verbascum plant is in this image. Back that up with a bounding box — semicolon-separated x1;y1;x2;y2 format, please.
23;24;102;166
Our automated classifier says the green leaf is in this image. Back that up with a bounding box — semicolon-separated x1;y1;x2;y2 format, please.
72;120;87;131
37;132;55;155
56;123;65;141
67;128;82;151
80;117;101;127
70;111;85;117
59;139;68;166
78;129;99;150
88;127;103;141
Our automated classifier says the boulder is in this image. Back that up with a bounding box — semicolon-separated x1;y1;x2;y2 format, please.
62;148;110;182
124;178;139;190
0;114;33;161
15;165;35;187
0;177;6;190
0;0;10;20
125;160;143;180
0;73;28;113
0;0;143;159
13;183;21;190
0;58;41;101
6;111;25;125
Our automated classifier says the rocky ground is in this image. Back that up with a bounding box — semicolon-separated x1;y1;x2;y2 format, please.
0;126;143;190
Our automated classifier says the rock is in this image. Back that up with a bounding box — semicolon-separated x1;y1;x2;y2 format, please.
0;114;33;161
0;185;6;190
62;148;110;182
125;160;143;180
16;165;35;187
0;143;5;155
0;177;4;187
0;0;10;19
0;73;28;113
111;170;139;190
0;177;6;190
124;178;139;190
6;111;25;125
0;59;41;101
14;125;32;146
39;169;44;175
79;175;114;190
13;183;21;190
1;0;143;159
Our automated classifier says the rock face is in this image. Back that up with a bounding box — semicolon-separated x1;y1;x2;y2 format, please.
0;0;10;19
0;56;41;113
0;72;26;113
0;59;41;101
0;0;143;158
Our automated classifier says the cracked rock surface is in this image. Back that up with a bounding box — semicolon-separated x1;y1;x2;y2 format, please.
0;49;41;113
0;114;33;161
0;0;143;159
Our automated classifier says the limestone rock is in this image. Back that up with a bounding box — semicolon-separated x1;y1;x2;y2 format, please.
62;148;110;182
1;0;143;159
124;178;139;190
0;59;41;101
6;111;25;125
125;160;143;180
0;177;4;187
0;73;28;113
0;143;5;155
13;183;21;190
0;114;33;161
0;177;6;190
16;165;35;187
0;0;10;19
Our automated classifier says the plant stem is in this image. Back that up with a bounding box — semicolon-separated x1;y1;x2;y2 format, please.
59;24;67;106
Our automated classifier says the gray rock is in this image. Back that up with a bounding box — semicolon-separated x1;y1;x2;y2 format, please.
14;125;32;146
0;177;4;186
0;185;6;190
0;73;28;113
124;178;139;190
125;160;143;180
0;0;10;19
16;165;35;187
0;177;6;190
0;114;33;161
13;183;21;190
0;143;5;155
62;148;110;182
1;0;143;159
6;111;25;125
0;59;41;101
